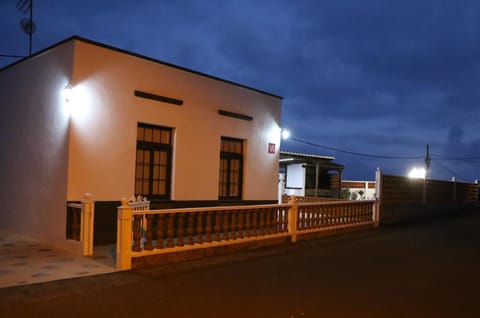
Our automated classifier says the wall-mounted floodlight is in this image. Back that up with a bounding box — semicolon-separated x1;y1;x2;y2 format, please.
281;128;290;140
64;83;74;103
408;167;426;179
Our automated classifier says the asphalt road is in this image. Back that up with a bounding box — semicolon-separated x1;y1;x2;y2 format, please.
1;212;479;318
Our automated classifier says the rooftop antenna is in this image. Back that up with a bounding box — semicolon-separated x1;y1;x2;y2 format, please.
16;0;35;56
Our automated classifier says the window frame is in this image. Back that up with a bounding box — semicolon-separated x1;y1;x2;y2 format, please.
219;137;244;200
135;123;173;200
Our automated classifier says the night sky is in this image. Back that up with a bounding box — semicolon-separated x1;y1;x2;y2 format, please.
1;0;479;182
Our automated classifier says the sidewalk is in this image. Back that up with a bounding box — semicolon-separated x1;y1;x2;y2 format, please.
0;232;117;288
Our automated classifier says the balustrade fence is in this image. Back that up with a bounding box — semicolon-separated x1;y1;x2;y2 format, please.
116;197;378;270
281;195;342;203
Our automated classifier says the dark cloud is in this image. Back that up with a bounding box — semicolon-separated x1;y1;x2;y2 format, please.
1;0;479;180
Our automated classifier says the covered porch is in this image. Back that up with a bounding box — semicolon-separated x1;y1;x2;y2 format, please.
279;151;345;198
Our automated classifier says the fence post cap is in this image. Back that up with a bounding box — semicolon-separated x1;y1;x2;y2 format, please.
121;197;129;206
83;192;92;200
288;195;297;204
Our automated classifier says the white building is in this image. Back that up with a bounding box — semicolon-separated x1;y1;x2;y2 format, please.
0;36;283;251
279;151;345;198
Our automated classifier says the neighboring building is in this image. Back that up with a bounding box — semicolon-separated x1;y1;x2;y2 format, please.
279;151;345;198
341;180;376;200
0;36;283;251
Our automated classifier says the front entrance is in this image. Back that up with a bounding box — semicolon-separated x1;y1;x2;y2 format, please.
93;201;119;246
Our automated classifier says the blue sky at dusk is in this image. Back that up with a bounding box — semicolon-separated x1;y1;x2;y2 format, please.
1;0;479;181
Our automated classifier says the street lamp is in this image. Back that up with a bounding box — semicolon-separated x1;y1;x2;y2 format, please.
408;167;426;179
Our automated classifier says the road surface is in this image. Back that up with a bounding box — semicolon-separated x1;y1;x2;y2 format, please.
1;212;479;317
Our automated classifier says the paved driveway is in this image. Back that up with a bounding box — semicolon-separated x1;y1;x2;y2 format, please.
1;212;479;317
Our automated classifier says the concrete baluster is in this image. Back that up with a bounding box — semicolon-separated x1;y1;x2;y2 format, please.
245;209;251;238
237;210;244;239
313;206;319;229
144;214;154;250
156;214;165;249
265;208;271;235
177;213;185;247
187;212;194;245
282;208;288;233
222;211;230;241
196;212;204;244
214;211;221;242
205;211;213;243
258;209;265;236
271;208;278;234
132;214;143;252
166;213;175;248
231;210;237;240
251;209;258;237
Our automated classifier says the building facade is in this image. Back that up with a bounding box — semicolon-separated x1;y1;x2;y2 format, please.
0;36;283;250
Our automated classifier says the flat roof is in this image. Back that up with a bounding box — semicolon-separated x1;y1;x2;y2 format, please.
280;150;335;161
0;35;283;100
280;150;344;171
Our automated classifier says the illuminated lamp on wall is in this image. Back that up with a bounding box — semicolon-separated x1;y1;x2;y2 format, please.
62;82;92;120
281;128;290;140
63;83;81;117
64;83;74;103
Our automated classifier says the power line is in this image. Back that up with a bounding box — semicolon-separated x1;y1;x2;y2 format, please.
291;137;425;160
290;136;480;178
431;159;469;182
0;54;26;58
431;154;480;163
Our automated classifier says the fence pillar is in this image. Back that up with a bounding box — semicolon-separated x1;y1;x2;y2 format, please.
373;199;380;227
451;177;457;205
116;198;133;270
476;180;479;202
374;167;382;227
288;195;298;242
81;193;94;256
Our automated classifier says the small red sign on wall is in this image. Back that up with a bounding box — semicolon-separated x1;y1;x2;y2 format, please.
268;143;276;154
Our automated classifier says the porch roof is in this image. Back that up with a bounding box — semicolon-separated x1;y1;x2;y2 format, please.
279;151;345;172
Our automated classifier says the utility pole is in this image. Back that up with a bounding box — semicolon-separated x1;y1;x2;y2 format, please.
423;144;431;205
424;144;431;174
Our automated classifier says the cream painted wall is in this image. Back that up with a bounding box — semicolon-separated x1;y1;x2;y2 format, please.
0;42;78;250
67;39;282;202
